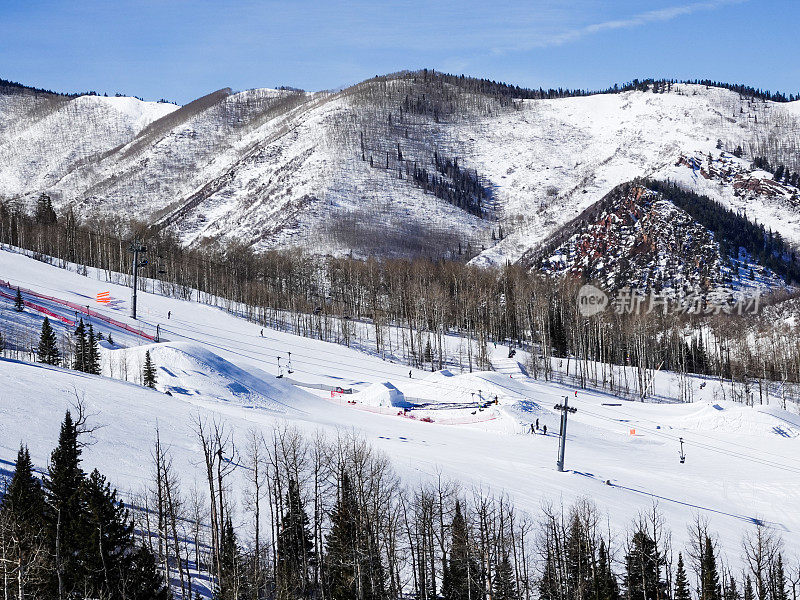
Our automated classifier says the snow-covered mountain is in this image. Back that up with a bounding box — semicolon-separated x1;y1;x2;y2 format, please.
2;73;800;265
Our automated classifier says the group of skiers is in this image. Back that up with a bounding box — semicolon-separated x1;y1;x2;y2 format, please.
529;418;547;435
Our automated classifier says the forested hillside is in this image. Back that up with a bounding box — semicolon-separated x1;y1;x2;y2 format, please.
2;71;800;263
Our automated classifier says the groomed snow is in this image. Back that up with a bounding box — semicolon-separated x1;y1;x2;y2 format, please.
1;247;799;565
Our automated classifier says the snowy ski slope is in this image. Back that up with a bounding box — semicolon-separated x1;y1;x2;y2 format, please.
1;247;799;562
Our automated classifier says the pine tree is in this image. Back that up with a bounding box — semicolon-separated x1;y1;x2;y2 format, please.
597;539;620;600
40;414;169;599
770;554;788;600
276;478;314;599
73;319;87;372
624;528;663;600
37;316;60;365
725;575;741;600
325;470;385;600
674;553;691;600
701;536;722;600
442;500;481;600
566;511;592;597
143;350;157;388
86;323;100;374
0;445;48;598
34;193;57;225
744;575;754;600
81;468;140;597
325;471;359;600
44;410;86;598
539;547;560;600
424;338;433;366
14;286;23;312
219;516;242;600
493;552;518;600
125;544;171;600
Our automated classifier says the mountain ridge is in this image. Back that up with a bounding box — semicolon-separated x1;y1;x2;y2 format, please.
2;70;800;267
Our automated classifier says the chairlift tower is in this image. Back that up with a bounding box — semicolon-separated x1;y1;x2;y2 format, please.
554;396;578;472
129;239;147;319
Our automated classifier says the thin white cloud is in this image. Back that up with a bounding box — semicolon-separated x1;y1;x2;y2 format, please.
493;0;747;53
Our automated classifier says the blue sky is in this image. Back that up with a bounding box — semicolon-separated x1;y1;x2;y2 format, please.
0;0;797;104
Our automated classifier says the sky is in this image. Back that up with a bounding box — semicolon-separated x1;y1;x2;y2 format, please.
0;0;797;104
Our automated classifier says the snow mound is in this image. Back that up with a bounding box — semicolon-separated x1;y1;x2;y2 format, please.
355;382;410;408
667;401;800;437
101;341;317;414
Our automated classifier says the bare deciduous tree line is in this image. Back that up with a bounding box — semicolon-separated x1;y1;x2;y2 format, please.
114;420;800;600
2;202;800;405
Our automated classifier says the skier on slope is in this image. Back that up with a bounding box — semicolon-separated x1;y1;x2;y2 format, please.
167;310;171;319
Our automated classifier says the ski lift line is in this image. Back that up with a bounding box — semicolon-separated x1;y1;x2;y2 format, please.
149;310;508;383
605;479;787;530
579;401;800;466
566;391;800;466
258;347;797;474
572;404;800;475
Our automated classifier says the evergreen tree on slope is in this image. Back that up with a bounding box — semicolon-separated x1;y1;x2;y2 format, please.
0;445;48;597
674;553;691;600
73;319;87;372
86;323;100;375
43;410;86;598
276;478;314;599
493;552;518;600
37;316;60;365
624;527;663;600
442;500;481;600
143;350;157;389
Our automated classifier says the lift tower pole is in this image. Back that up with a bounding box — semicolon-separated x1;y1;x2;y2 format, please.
129;239;148;320
554;396;578;472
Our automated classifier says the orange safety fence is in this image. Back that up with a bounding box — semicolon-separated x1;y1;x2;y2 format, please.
0;288;75;326
0;279;155;341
